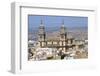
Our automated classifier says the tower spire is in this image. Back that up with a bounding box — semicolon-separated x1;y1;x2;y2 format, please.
62;19;64;27
41;19;43;25
40;19;44;27
62;19;64;25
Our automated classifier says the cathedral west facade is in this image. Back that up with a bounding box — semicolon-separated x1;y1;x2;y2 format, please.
37;20;79;52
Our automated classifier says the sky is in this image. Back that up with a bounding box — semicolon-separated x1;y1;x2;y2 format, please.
28;15;88;29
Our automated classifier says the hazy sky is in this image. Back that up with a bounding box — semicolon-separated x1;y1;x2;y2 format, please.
28;15;88;29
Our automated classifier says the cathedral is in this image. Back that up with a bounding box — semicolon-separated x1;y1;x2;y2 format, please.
28;20;88;60
37;20;79;52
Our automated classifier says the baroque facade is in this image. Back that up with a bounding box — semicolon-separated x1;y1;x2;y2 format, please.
38;20;81;53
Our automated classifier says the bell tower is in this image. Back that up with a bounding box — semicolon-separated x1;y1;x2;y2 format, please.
38;19;46;47
60;20;67;51
60;20;67;40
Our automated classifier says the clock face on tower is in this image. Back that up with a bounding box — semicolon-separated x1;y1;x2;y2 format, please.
28;15;88;61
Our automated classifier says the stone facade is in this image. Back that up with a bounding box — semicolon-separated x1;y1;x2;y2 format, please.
38;20;76;52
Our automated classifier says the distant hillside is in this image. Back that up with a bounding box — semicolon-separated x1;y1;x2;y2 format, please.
28;26;88;41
